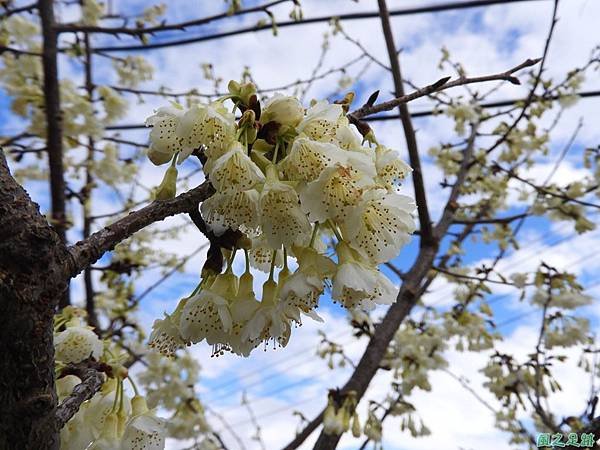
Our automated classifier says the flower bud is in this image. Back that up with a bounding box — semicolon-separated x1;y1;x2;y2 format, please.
117;408;128;436
238;109;258;143
111;364;128;380
239;109;256;128
351;412;361;438
101;412;118;439
228;80;256;105
154;164;178;201
131;395;149;416
261;95;303;128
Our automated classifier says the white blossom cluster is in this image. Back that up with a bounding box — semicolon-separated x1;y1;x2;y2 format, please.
146;82;416;357
53;308;168;450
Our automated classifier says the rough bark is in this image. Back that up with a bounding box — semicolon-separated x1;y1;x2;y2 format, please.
0;150;70;450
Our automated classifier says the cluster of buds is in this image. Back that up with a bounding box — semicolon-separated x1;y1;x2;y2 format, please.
323;391;361;437
54;307;167;450
146;81;416;357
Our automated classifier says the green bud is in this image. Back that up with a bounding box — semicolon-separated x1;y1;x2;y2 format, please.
239;109;256;128
239;82;257;105
154;164;178;200
351;412;361;438
228;80;241;96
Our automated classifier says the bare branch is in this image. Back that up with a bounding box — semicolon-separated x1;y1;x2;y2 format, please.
494;164;600;210
56;0;292;35
86;0;550;53
65;182;214;279
349;58;540;120
0;46;41;56
56;361;105;429
0;2;37;19
375;0;434;246
433;266;530;287
454;213;530;224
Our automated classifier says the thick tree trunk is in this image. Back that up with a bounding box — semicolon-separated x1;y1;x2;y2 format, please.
0;151;69;449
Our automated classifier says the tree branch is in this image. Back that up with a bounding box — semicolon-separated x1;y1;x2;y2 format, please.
494;163;600;210
55;361;105;429
453;212;529;224
56;0;291;35
87;0;550;53
305;123;480;450
375;0;434;247
0;2;37;19
40;0;69;308
65;182;214;279
350;58;540;120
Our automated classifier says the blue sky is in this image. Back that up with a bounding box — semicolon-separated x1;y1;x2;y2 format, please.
2;0;600;449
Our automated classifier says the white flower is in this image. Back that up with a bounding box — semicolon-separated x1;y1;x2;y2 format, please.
332;242;397;310
114;56;153;88
145;105;185;165
375;145;412;190
179;275;236;344
167;401;210;439
227;273;262;356
5;15;39;43
84;388;132;439
248;235;284;272
278;272;323;318
56;375;82;401
176;102;236;164
279;247;335;315
509;272;528;289
200;189;260;235
299;164;373;223
208;141;265;193
363;411;382;442
60;407;94;450
323;402;346;435
120;408;166;450
54;326;103;364
261;94;304;127
279;136;345;182
334;121;363;150
87;412;121;450
259;166;312;249
97;86;127;122
341;188;415;264
81;0;104;25
296;100;343;141
148;313;186;358
241;281;298;348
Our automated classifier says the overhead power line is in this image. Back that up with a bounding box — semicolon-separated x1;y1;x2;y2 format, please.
90;0;550;53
